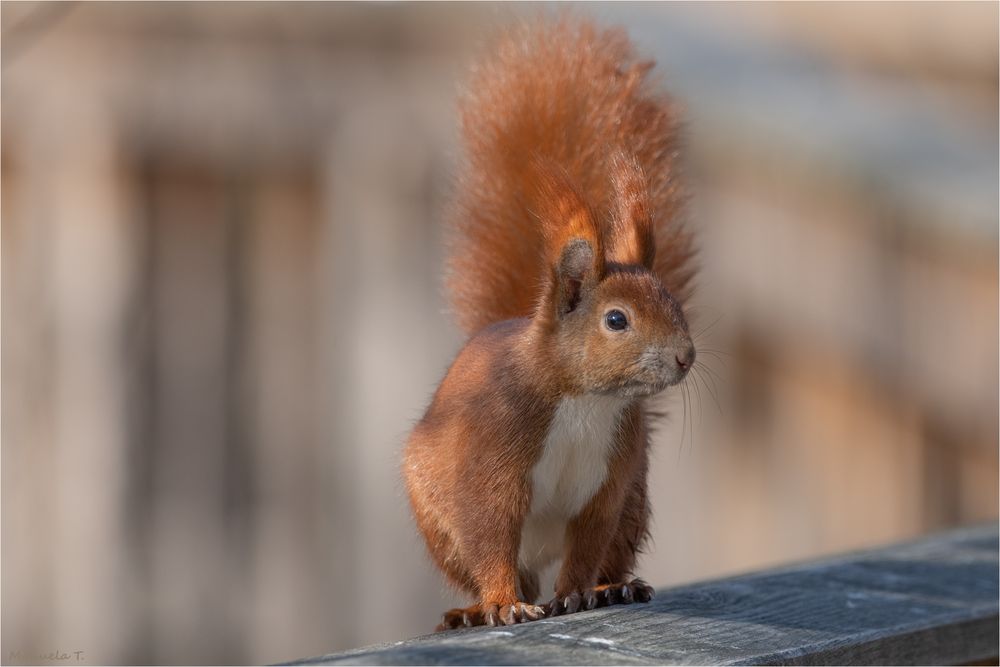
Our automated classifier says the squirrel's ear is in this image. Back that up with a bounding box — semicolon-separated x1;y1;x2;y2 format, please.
534;163;604;318
607;152;656;269
552;238;597;316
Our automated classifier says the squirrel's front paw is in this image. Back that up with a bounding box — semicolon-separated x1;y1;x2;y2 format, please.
548;578;655;616
437;604;485;631
436;601;546;631
484;601;547;626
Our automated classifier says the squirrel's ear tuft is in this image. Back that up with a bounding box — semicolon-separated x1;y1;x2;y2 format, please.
532;161;604;319
608;151;656;269
554;238;595;315
534;162;604;271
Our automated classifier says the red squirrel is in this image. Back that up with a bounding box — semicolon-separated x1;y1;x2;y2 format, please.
403;15;697;631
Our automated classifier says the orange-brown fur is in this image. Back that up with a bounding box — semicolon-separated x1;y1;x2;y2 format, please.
403;15;696;630
447;16;694;336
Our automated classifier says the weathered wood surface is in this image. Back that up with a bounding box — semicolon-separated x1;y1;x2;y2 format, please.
285;524;998;665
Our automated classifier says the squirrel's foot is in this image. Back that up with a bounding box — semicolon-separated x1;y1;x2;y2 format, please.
547;578;654;616
435;601;545;631
436;604;484;631
486;601;547;627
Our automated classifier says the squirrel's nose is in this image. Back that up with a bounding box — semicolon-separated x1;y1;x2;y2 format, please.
674;342;696;372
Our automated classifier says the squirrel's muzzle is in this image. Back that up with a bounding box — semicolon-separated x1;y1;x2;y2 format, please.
630;337;695;394
674;341;696;374
661;337;695;386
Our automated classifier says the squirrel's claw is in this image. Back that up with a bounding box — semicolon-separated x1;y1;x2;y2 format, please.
436;604;484;631
628;578;655;603
547;591;582;616
498;602;545;625
438;601;544;631
548;578;655;618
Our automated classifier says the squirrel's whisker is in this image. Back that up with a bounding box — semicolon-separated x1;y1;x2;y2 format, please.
692;313;725;340
694;363;723;415
689;371;705;427
696;359;725;390
698;348;733;358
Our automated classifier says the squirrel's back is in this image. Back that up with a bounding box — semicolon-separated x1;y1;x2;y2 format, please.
447;15;696;335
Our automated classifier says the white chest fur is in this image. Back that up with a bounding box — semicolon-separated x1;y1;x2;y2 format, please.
518;394;629;574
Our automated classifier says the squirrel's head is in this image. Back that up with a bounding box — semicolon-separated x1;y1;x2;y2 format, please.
533;154;694;398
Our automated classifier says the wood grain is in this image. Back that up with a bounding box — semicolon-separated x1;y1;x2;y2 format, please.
282;524;998;665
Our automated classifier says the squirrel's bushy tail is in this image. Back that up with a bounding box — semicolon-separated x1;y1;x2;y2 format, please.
447;15;696;335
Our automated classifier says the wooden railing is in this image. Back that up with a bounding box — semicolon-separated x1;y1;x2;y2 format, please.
283;524;998;665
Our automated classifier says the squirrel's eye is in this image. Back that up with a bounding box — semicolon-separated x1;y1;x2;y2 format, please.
605;309;629;331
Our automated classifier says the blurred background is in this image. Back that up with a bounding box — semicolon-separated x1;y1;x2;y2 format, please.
2;2;997;665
